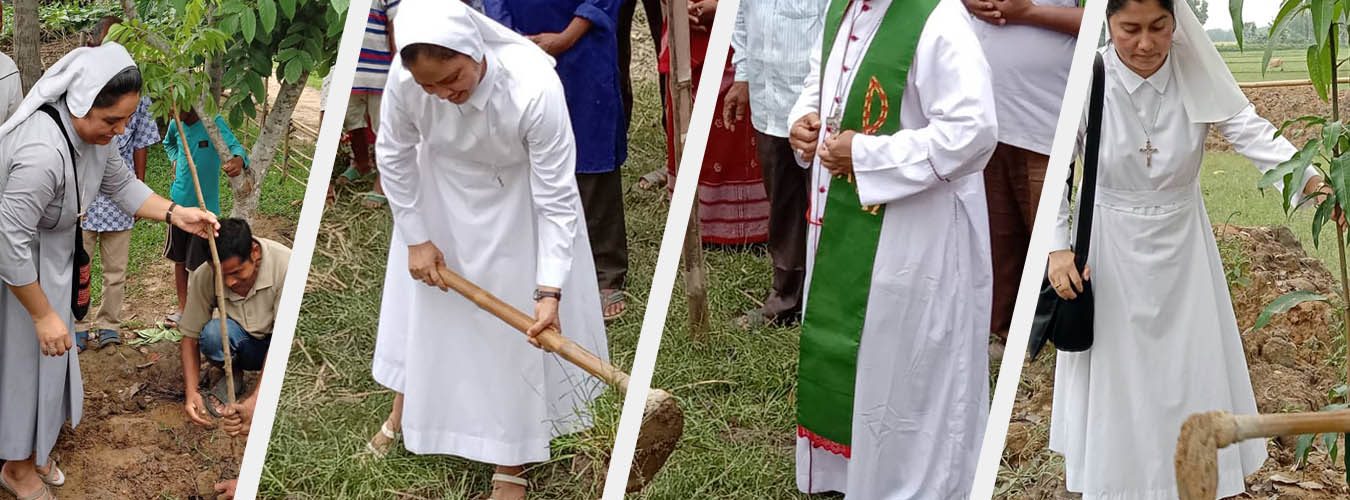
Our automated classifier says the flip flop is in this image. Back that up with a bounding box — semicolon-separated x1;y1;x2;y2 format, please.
0;470;55;500
361;192;387;208
200;368;243;418
636;170;667;191
73;331;88;353
601;289;626;322
35;461;63;487
95;329;121;349
337;166;368;184
164;312;182;328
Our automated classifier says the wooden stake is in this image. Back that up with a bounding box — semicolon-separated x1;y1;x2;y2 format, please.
171;103;236;410
666;0;709;339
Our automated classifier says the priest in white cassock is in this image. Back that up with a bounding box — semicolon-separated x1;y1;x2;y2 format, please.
785;0;997;497
369;1;608;498
1046;1;1332;498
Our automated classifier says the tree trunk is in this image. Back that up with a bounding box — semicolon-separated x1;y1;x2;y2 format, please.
230;71;307;219
12;0;41;92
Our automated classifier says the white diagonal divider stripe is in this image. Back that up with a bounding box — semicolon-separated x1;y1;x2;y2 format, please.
599;1;740;498
232;2;372;497
967;2;1107;498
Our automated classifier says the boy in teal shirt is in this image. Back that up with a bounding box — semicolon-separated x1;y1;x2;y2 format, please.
162;109;248;325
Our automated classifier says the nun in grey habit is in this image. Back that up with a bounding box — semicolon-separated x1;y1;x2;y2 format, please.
0;43;218;500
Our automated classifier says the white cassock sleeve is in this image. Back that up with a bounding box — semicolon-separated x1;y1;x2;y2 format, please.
786;29;824;168
375;77;430;246
1052;117;1087;252
849;14;997;207
1216;103;1319;208
521;80;580;289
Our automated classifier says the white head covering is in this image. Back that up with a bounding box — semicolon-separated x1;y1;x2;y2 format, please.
0;42;138;139
1168;0;1248;123
392;0;553;68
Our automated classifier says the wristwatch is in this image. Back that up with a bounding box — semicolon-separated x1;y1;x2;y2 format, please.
166;202;177;225
533;289;562;302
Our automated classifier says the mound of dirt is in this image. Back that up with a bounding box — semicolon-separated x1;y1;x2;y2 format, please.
1207;86;1350;153
1000;225;1348;499
39;215;292;498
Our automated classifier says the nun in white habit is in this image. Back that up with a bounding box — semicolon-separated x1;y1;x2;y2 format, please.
368;0;608;497
1046;1;1329;498
0;44;218;499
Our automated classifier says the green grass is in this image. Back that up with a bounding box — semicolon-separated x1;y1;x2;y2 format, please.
1219;47;1350;83
1200;150;1340;268
259;80;669;499
1222;48;1314;82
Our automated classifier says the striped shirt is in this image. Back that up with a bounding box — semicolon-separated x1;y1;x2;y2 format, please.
355;0;400;94
731;0;828;138
82;96;160;232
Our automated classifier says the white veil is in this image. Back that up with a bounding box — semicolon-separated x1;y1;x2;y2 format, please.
1169;0;1248;123
0;42;137;140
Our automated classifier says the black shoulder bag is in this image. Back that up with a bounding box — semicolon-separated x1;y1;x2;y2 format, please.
1028;52;1106;360
37;103;91;321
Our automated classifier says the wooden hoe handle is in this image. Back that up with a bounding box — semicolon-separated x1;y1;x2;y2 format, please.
435;265;631;391
1232;409;1350;443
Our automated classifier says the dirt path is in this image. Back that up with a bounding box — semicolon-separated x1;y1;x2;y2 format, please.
1000;226;1347;498
267;77;323;133
47;215;293;499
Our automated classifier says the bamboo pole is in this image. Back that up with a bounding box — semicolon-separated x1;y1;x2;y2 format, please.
1238;77;1350;89
172;103;236;412
666;0;709;339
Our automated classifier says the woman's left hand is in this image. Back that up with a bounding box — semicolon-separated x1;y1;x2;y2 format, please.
172;207;220;240
819;130;856;178
526;295;561;350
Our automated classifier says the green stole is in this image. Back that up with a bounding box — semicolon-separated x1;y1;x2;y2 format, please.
796;0;940;456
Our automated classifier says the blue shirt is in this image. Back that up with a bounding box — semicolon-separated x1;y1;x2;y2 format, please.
82;96;160;232
482;0;627;174
163;115;249;214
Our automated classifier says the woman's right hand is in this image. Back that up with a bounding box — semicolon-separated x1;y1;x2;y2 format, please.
1046;250;1090;300
789;112;822;164
408;241;448;291
33;311;72;356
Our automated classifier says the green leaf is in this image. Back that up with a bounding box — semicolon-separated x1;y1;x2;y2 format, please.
331;0;350;14
1232;0;1246;49
1312;190;1335;248
1260;139;1320;208
240;9;257;43
1280;115;1329;137
1296;432;1316;467
1313;0;1335;52
1325;432;1340;462
279;0;297;19
1273;0;1310;31
1309;41;1334;102
258;0;277;34
1322;122;1345;159
1250;290;1328;332
247;75;266;102
283;59;302;83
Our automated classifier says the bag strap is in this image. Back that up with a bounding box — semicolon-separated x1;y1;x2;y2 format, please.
36;104;81;216
1073;52;1106;269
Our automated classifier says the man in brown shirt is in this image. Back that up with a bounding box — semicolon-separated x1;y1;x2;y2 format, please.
178;218;290;428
